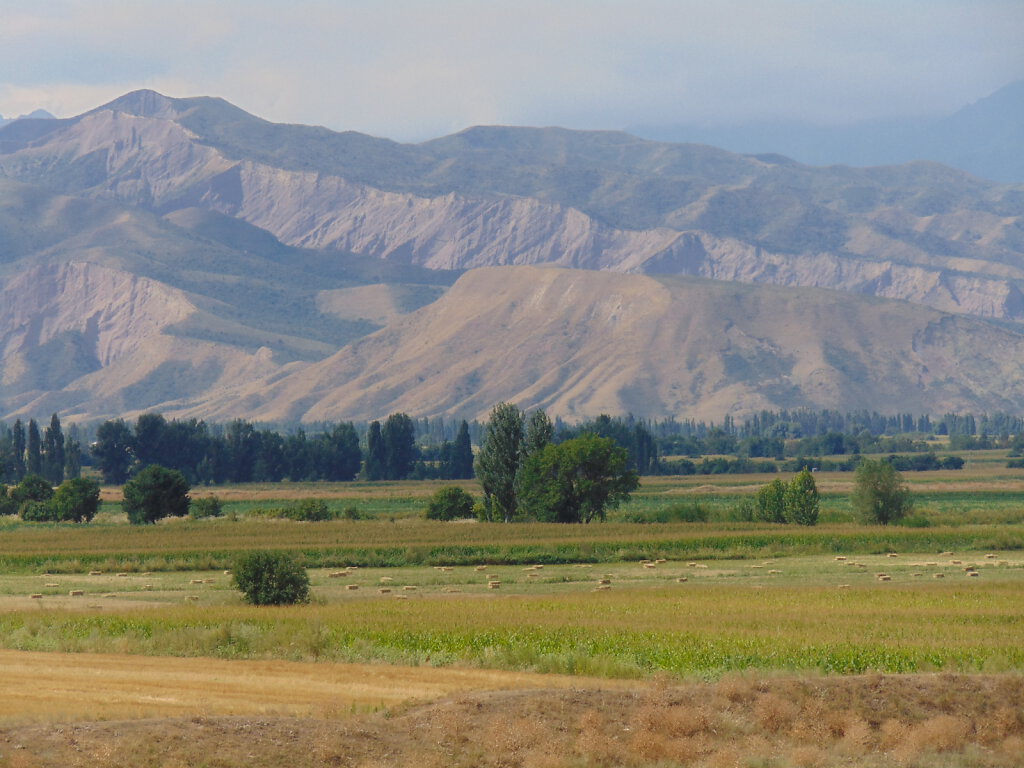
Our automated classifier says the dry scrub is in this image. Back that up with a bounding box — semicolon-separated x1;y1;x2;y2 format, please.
2;674;1022;768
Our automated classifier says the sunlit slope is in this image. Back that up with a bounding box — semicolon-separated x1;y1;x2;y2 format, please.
181;265;1024;422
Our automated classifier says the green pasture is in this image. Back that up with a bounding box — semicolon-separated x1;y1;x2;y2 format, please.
0;466;1022;680
0;553;1021;678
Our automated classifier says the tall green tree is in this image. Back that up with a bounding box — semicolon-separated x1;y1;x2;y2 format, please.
122;465;191;524
475;402;525;522
450;420;475;479
319;422;362;481
92;419;134;484
382;413;416;480
852;458;912;525
518;434;639;523
52;477;101;523
364;421;386;480
784;468;820;525
523;409;554;458
11;419;25;481
26;419;41;477
42;413;65;485
755;477;787;523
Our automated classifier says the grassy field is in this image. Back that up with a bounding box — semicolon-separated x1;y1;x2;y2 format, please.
2;465;1024;766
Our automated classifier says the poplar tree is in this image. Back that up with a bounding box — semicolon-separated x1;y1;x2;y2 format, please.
26;420;41;477
475;402;524;522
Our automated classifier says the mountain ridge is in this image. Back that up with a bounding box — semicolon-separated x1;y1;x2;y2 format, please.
0;90;1022;422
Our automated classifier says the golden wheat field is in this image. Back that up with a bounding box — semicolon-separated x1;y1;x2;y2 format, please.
1;469;1023;767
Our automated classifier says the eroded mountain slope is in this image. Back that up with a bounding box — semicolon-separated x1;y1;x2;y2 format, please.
168;266;1024;423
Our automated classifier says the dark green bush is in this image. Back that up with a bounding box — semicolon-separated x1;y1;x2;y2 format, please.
231;551;310;605
287;499;332;521
425;486;476;520
190;496;223;519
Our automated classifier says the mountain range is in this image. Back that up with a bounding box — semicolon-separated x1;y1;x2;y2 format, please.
1;90;1022;424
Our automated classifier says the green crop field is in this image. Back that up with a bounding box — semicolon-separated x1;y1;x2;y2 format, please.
0;464;1022;681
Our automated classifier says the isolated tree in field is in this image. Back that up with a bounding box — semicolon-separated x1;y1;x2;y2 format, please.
755;477;787;523
51;477;101;523
122;465;190;524
784;468;820;525
232;551;310;605
517;434;639;523
852;458;912;525
475;402;525;522
425;485;476;520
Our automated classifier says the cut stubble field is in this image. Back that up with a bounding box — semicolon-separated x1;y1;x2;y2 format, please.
2;468;1024;767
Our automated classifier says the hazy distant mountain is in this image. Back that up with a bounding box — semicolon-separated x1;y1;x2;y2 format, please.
631;81;1024;184
1;90;1023;422
0;109;56;129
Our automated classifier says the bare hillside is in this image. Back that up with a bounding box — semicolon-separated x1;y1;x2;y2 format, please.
164;266;1024;423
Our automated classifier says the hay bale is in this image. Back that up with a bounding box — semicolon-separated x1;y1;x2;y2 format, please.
29;594;42;599
676;577;688;583
346;584;359;590
69;590;84;596
88;571;102;576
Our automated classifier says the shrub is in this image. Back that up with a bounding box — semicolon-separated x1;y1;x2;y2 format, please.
19;500;56;522
232;551;310;605
51;477;101;523
0;486;15;517
287;499;332;521
425;486;476;520
190;495;223;519
10;475;54;507
123;465;191;524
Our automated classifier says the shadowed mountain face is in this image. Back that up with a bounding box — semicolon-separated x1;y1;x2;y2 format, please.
0;91;1023;422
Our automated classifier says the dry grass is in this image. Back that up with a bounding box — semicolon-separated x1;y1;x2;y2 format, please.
0;649;633;724
2;672;1021;767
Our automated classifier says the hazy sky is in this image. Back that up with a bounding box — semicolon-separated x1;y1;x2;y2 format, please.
2;0;1021;141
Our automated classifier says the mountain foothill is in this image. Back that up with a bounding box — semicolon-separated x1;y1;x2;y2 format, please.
1;88;1022;424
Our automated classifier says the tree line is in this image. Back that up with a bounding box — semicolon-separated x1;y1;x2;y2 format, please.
0;414;83;485
90;413;474;485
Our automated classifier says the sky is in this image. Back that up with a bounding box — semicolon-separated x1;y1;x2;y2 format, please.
1;0;1022;142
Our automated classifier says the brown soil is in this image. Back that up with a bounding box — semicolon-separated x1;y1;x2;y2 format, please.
2;674;1022;768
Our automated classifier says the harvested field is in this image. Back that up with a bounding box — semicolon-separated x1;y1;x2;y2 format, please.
2;668;1021;768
